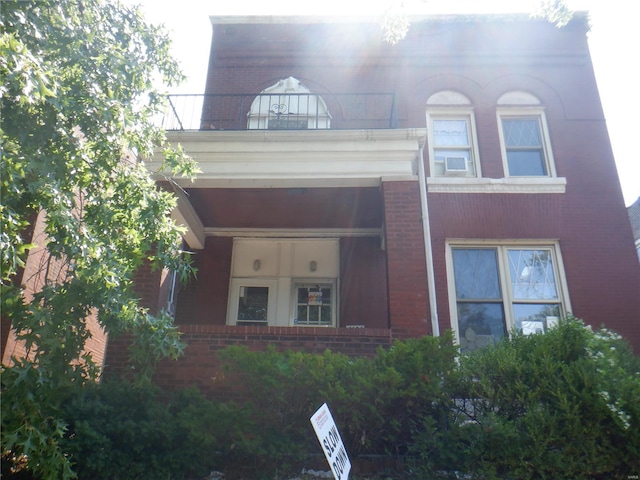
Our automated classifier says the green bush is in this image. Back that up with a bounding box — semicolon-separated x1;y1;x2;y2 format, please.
409;315;640;479
9;316;636;480
57;381;248;480
216;333;459;465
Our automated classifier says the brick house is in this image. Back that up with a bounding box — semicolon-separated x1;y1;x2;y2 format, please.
629;197;640;262
105;13;640;395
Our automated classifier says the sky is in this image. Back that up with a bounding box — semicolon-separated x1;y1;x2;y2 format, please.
129;0;639;207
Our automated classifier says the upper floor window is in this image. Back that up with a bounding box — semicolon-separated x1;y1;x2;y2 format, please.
497;92;556;177
426;91;480;178
247;77;331;130
447;241;571;352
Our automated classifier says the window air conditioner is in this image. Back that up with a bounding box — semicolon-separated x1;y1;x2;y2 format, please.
444;156;468;174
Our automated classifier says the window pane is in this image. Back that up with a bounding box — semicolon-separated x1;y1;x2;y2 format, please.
433;119;469;146
508;249;558;300
269;116;308;130
452;249;501;300
237;286;269;323
321;288;332;305
506;150;546;176
298;287;310;303
308;305;320;323
502;118;541;147
295;285;332;326
513;304;560;334
457;302;506;351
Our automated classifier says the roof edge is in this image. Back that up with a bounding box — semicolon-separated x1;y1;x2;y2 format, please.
209;11;589;26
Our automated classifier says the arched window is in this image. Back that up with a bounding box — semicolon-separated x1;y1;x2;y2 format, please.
496;91;556;177
247;77;331;130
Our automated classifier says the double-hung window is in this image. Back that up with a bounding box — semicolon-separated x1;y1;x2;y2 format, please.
500;115;551;176
429;116;478;177
447;242;570;352
293;282;335;326
426;91;480;178
497;92;556;178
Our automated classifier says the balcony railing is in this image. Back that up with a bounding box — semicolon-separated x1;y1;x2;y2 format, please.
162;93;397;131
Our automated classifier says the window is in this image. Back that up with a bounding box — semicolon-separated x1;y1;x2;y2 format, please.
500;116;548;175
228;279;277;326
497;92;556;177
293;282;335;326
447;243;569;352
431;117;477;176
426;91;480;178
247;77;331;130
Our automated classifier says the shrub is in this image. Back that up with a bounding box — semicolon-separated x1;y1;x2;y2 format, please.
216;333;459;464
58;381;245;480
409;316;640;479
15;316;636;480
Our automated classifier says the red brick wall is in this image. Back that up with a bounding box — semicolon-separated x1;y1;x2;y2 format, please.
104;325;393;399
339;236;389;328
174;236;233;325
132;260;165;316
382;181;430;337
152;325;392;400
3;210;109;369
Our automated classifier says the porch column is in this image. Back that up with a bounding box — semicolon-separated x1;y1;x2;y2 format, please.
382;179;430;338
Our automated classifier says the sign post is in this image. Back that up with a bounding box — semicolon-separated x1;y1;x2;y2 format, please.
310;403;351;480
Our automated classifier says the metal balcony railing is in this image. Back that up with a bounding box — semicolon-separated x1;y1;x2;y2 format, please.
162;93;397;131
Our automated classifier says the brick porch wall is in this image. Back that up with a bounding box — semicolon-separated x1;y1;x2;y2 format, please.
105;324;392;400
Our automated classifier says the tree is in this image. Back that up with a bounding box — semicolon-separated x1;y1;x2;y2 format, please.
1;0;197;477
380;0;574;44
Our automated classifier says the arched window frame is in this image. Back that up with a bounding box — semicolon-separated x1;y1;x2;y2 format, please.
247;77;331;130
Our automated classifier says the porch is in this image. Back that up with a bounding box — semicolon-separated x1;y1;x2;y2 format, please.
104;125;433;392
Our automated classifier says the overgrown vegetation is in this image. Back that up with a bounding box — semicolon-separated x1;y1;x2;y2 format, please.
1;1;196;478
3;316;637;479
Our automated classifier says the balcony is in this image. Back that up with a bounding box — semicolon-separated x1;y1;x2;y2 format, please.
162;93;398;131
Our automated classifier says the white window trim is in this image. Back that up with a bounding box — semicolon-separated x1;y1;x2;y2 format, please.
426;176;566;194
291;278;338;327
497;107;557;178
426;108;482;179
227;278;278;326
445;239;572;348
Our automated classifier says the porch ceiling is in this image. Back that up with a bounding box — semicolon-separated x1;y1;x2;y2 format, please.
183;187;383;229
152;128;425;249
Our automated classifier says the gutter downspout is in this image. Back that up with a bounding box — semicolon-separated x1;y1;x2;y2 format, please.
417;136;440;337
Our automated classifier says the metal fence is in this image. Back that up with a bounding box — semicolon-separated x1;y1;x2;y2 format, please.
162;93;397;131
